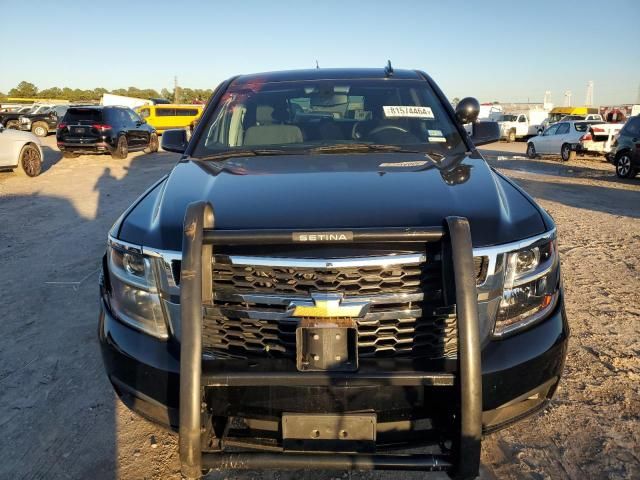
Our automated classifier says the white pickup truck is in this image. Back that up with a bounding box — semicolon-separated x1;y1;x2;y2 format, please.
576;122;624;157
498;111;549;142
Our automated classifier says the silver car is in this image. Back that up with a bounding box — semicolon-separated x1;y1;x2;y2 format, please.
527;120;602;161
0;124;44;176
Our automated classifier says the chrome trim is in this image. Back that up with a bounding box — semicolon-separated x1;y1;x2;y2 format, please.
226;253;427;269
213;291;426;306
107;235;143;255
472;228;556;281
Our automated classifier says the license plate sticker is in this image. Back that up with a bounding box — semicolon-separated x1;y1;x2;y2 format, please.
383;105;434;118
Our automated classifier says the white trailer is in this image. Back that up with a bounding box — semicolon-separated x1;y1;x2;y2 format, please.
100;93;151;109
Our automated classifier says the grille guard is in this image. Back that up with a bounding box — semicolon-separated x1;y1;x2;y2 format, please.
178;201;482;479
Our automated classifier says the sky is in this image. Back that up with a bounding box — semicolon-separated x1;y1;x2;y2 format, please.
1;0;639;105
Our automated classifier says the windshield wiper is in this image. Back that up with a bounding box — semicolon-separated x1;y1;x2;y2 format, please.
197;148;298;161
309;143;421;154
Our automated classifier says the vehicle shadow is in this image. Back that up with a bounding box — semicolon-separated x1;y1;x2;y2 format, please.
0;192;117;479
0;145;181;479
41;144;64;173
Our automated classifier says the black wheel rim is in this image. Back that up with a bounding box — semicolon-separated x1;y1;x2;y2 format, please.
562;146;569;159
22;148;40;176
617;156;631;176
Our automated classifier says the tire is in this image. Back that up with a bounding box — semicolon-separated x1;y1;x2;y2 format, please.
507;130;516;143
62;151;79;158
615;152;635;178
32;122;49;137
6;120;19;129
111;136;128;159
16;144;42;177
560;143;575;162
146;132;159;153
526;142;537;159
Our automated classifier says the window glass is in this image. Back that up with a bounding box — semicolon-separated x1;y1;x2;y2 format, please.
139;108;150;118
176;108;199;116
518;115;527;122
124;109;142;123
621;118;640;137
155;108;176;117
545;124;560;136
63;108;103;123
556;123;570;135
574;122;592;132
192;79;466;157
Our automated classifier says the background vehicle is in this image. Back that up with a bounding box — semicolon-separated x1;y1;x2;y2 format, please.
100;68;567;480
19;105;69;137
56;106;158;159
527;120;602;160
608;115;640;178
0;124;43;176
576;122;624;157
135;104;203;133
0;103;56;129
547;106;599;126
498;110;549;141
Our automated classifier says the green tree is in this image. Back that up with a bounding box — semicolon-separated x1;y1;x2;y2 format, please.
9;81;38;97
38;87;63;99
160;88;172;100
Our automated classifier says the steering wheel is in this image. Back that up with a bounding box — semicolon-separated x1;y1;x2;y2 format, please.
368;125;410;136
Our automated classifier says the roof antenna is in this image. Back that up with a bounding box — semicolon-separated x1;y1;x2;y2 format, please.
384;60;394;77
315;60;319;69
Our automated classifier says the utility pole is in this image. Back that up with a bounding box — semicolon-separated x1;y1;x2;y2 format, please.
585;81;594;106
174;76;180;104
564;90;572;107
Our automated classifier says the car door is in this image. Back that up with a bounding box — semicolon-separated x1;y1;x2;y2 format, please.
622;117;640;162
536;124;559;153
548;122;570;153
123;108;148;147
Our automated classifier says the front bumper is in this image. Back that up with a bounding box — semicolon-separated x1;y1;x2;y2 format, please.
99;293;568;436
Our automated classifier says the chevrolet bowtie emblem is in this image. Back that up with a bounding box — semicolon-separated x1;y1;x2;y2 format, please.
289;293;370;318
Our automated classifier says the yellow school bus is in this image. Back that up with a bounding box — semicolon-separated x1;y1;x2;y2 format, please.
548;106;599;124
135;104;203;133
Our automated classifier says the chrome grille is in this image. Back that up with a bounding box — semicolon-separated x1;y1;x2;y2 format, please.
202;253;458;359
211;255;430;297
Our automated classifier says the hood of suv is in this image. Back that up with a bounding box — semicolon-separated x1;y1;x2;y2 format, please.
118;152;547;251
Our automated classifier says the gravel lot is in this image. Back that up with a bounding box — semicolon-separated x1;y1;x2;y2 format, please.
0;137;638;479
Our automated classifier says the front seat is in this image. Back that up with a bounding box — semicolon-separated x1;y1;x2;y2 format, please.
244;104;303;146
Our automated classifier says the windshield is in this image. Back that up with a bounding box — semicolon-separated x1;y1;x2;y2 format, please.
191;79;465;158
499;114;517;122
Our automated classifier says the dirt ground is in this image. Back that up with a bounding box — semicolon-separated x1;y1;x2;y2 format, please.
0;137;638;480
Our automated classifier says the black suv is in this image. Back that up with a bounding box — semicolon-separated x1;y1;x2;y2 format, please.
19;104;69;137
99;68;568;479
609;115;640;178
56;106;159;159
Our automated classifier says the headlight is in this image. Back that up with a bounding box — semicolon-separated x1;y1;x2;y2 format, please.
107;239;168;339
493;235;560;337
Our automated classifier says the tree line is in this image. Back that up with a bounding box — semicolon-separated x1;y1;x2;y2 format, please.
0;81;214;104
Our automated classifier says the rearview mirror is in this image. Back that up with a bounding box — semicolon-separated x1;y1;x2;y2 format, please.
161;128;188;154
455;97;480;124
469;121;500;146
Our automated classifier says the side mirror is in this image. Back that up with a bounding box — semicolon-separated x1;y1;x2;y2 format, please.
161;128;188;153
469;121;500;146
455;97;480;124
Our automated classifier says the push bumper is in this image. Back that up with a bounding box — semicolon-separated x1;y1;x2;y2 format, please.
100;294;568;435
